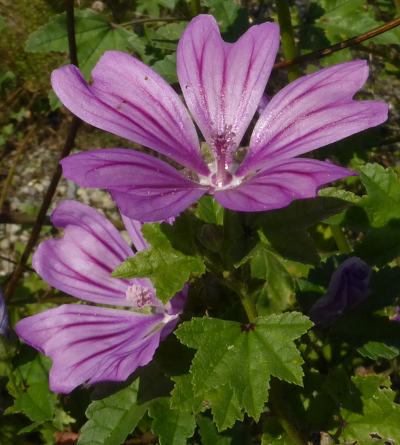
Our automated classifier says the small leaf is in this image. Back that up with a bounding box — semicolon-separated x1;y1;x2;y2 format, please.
340;375;400;442
358;163;400;228
175;313;313;430
197;415;232;445
356;342;399;360
149;397;196;445
11;382;56;425
78;380;148;445
151;54;178;84
26;10;137;79
195;196;224;226
112;223;205;303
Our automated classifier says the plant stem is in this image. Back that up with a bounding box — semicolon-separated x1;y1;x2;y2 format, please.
276;0;300;81
274;16;400;71
269;378;307;445
190;0;201;17
331;224;352;254
395;0;400;15
239;287;258;323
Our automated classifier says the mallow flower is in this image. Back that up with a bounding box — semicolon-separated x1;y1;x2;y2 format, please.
14;201;186;394
309;257;372;327
52;15;388;222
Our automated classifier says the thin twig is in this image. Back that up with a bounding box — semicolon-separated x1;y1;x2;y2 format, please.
273;16;400;70
4;0;80;302
0;125;37;211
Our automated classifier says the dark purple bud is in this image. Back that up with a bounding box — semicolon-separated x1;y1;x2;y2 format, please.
309;257;372;327
0;287;9;336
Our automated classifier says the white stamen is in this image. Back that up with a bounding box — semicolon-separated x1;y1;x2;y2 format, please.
126;284;154;308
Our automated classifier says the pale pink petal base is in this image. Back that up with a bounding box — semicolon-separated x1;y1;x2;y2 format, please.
215;159;355;212
61;149;208;221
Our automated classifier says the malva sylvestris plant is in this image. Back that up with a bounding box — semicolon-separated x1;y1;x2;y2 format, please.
52;14;389;222
14;200;186;394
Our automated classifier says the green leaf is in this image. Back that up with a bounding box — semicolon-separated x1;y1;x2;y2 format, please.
175;313;313;430
78;380;148;445
257;197;351;232
112;223;205;303
149;397;196;445
340;375;400;443
356;342;399;360
152;22;187;51
26;10;137;79
358;163;400;227
195;196;224;226
5;351;57;431
170;374;205;414
11;382;56;426
197;415;232;445
256;197;352;264
249;245;295;313
203;0;241;32
355;220;400;266
316;0;400;46
151;53;177;84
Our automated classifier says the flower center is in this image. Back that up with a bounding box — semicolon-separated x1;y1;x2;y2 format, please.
125;284;154;308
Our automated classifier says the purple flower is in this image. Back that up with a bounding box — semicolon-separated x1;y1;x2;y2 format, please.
309;257;372;327
0;286;9;336
14;201;186;393
52;15;388;222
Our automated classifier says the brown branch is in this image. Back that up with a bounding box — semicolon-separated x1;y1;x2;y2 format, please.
0;211;51;225
4;0;80;302
273;16;400;70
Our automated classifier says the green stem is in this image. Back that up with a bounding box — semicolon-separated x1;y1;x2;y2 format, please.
395;0;400;15
190;0;201;17
239;287;258;323
276;0;300;81
331;224;352;254
269;378;307;445
220;271;258;323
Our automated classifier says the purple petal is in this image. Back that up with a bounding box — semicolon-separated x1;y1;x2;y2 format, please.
61;149;208;222
215;158;355;212
122;217;149;252
52;51;209;175
33;201;133;305
238;61;389;176
177;15;279;154
14;305;173;393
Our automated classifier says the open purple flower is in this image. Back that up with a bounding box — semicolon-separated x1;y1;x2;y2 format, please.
14;201;186;393
53;15;388;221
